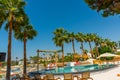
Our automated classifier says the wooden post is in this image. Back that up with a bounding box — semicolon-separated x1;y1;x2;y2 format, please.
36;49;61;70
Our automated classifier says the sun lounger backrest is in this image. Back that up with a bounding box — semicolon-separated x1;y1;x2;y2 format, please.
81;72;93;80
46;74;54;79
82;72;90;78
16;74;20;78
35;74;41;79
64;73;72;80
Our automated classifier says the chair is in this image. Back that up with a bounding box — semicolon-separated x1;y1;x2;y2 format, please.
64;73;73;80
20;74;33;80
45;74;61;80
73;75;81;80
46;74;55;80
80;72;93;80
34;74;42;80
12;74;21;80
12;74;34;80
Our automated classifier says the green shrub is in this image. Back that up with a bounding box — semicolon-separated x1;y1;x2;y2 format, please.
0;75;2;78
100;57;114;61
116;52;120;55
98;46;112;54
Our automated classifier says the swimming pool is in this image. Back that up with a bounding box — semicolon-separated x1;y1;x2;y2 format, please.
42;64;117;75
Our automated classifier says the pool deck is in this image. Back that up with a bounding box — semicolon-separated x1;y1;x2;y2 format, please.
52;65;120;80
91;65;120;80
1;64;120;80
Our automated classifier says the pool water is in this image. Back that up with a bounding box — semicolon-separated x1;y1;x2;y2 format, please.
43;64;116;74
11;67;20;72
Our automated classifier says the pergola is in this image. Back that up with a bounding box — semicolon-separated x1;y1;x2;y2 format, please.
36;49;61;71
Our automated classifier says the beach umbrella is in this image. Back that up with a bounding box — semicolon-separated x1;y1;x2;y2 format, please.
97;52;120;58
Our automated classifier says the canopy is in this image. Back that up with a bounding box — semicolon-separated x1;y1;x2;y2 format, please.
97;53;120;58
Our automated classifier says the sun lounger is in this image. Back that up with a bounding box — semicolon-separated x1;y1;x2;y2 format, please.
34;74;42;80
73;75;81;80
12;74;21;80
64;73;73;80
80;72;93;80
20;74;34;80
44;74;61;80
64;73;81;80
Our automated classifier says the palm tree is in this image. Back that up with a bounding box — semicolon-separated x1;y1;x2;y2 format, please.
103;38;111;46
111;41;118;52
14;16;37;75
75;32;85;54
16;57;18;65
85;33;93;58
0;0;26;79
53;28;69;66
92;33;100;57
118;41;120;48
106;41;118;52
68;32;76;61
85;0;120;17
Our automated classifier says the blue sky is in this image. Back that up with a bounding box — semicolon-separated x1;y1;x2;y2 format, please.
0;0;120;60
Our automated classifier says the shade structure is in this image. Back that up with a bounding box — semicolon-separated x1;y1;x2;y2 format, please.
97;52;120;58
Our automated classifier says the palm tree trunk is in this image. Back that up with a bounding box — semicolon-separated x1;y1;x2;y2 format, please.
72;39;75;61
72;39;76;54
81;42;84;54
37;50;39;72
6;16;13;80
62;44;64;67
55;52;58;67
23;32;27;75
88;42;93;58
119;42;120;48
95;44;99;57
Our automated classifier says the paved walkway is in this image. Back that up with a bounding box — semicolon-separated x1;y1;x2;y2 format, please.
53;65;120;80
91;65;120;80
